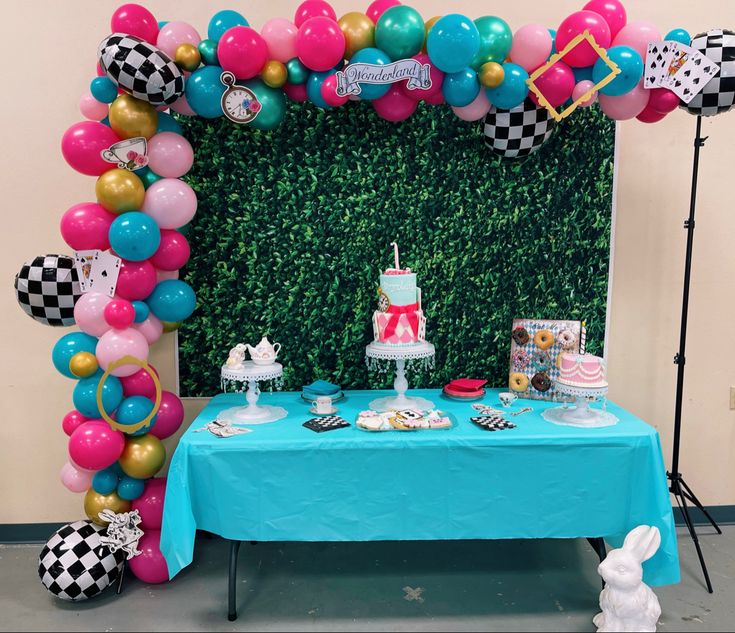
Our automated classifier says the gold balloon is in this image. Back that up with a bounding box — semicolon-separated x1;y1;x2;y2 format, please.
422;16;441;53
84;489;131;526
261;60;288;88
109;94;158;140
69;352;98;378
338;12;375;58
162;320;182;333
175;43;201;72
479;61;505;89
119;434;166;480
95;168;145;214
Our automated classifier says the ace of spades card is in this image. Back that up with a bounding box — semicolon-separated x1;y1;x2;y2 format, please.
88;251;122;297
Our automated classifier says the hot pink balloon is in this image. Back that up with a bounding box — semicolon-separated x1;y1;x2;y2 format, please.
120;365;159;399
452;89;492;121
115;259;157;301
68;420;125;471
128;530;169;583
599;80;649;120
648;87;679;114
169;93;196;116
60;462;94;493
529;61;575;108
583;0;627;39
366;0;401;24
149;230;190;271
147;133;193;178
261;18;299;62
556;10;611;67
572;79;598;107
401;53;443;101
294;0;337;27
636;103;668;123
79;92;109;121
61;121;120;176
60;202;115;251
134;314;163;344
218;26;268;80
372;84;417;122
510;24;553;73
74;292;113;337
321;74;349;107
156;21;200;58
423;89;445;106
142;178;198;229
111;4;159;43
104;299;136;329
132;477;167;529
96;328;150;377
149;391;184;440
284;82;309;102
297;17;346;72
62;410;90;437
611;21;661;58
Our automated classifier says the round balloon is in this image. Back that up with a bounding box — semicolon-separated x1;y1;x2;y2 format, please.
295;0;337;27
185;65;226;118
483;99;555;159
594;46;642;96
68;418;125;470
115;259;157;301
115;395;157;435
62;410;89;436
243;79;288;130
583;0;627;39
148;391;184;440
347;48;391;100
208;9;248;41
60;462;94;493
109;94;158;139
111;4;159;43
373;84;418;121
156;21;201;59
96;328;150;377
146;280;196;322
472;16;513;69
128;529;169;583
338;12;375;58
72;371;124;419
132;477;167;529
681;30;735;117
427;14;480;74
104;299;136;329
109;212;161;261
442;68;480;107
84;489;132;525
509;24;553;73
375;5;424;61
555;10;612;67
61;121;120;176
119;434;166;479
218;26;268;80
297;16;346;72
74;291;112;337
95;169;145;215
69;352;99;378
92;467;119;495
142;178;198;229
261;18;299;62
14;255;81;327
485;63;529;110
665;28;691;46
120;365;159;399
52;332;98;378
117;475;146;501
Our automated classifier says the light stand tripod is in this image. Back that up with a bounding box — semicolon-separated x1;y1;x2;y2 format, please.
667;114;722;594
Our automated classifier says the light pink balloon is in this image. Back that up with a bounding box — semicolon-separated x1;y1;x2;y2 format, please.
128;530;169;583
147;133;193;178
156;21;201;58
611;21;661;58
74;292;113;337
149;391;184;440
60;462;94;493
156;268;180;283
261;18;299;62
132;477;167;529
169;93;196;116
134;314;163;344
79;92;109;121
452;89;491;121
510;24;553;72
142;178;198;229
573;80;598;107
96;328;150;377
372;84;417;121
599;79;649;120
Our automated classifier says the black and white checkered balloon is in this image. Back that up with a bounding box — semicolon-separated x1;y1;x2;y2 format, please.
14;255;81;327
38;520;125;602
682;29;735;117
483;99;555;159
99;33;185;107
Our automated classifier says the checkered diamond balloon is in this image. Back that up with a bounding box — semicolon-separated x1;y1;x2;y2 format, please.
483;99;555;159
682;29;735;117
14;255;81;327
38;520;125;601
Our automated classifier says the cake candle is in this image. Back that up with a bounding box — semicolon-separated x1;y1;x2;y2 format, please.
391;241;400;271
580;321;587;355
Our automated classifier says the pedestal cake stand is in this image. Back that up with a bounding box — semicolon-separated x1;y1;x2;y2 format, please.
218;361;287;425
365;341;435;412
542;381;619;428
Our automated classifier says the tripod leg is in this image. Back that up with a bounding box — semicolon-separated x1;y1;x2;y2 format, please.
680;479;722;534
228;540;242;621
674;491;714;593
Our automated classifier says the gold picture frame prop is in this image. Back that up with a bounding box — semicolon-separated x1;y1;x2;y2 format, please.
526;30;621;122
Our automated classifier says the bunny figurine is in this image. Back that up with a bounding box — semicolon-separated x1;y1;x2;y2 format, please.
225;343;247;369
594;525;662;633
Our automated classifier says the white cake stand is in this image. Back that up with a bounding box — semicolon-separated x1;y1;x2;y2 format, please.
542;381;619;428
218;361;287;425
365;341;436;412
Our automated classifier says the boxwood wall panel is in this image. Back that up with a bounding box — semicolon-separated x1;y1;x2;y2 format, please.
177;102;614;397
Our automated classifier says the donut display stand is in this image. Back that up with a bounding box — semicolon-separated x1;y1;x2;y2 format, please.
217;361;287;424
365;341;435;412
542;381;619;428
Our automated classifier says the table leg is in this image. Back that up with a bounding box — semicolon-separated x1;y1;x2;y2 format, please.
228;540;242;622
587;537;607;589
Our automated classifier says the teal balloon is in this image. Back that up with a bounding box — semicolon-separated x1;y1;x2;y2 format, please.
185;65;226;119
243;79;287;131
347;48;391;100
52;332;98;378
132;301;150;323
109;212;161;262
306;71;333;109
73;370;123;419
90;77;118;104
286;58;309;85
375;5;425;61
117;475;146;501
443;68;480;107
136;166;162;189
208;10;248;42
485;63;528;109
92;468;119;495
594;46;643;96
573;65;594;83
156;112;182;135
115;396;157;436
146;280;196;322
428;14;481;74
665;28;691;45
199;39;219;66
548;29;557;56
471;16;513;70
158;21;168;29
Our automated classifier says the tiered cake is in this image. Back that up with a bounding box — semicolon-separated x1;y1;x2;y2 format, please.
557;353;608;389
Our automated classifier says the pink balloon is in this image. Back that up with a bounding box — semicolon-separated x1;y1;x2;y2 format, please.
321;74;349;107
115;259;157;301
149;391;184;440
636;103;668;123
142;178;198;229
529;61;575;108
611;21;661;58
68;420;125;471
648;87;679;114
572;79;598;107
297;17;346;72
218;26;268;80
74;292;113;337
146;133;193;178
61;121;120;176
452;89;491;121
556;10;611;67
510;24;553;73
134;314;163;344
104;299;135;329
401;53;443;101
60;202;115;251
79;92;109;121
169;93;196;116
294;0;337;27
132;477;167;529
96;328;150;377
583;0;627;39
128;530;169;583
150;230;191;271
599;80;649;120
284;82;309;102
366;0;401;24
261;18;299;62
63;410;90;437
156;21;200;58
120;365;159;399
155;268;179;282
60;461;94;493
111;4;159;43
372;84;418;122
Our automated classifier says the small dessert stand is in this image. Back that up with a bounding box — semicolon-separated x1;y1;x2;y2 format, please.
218;361;287;425
365;341;435;412
542;381;619;428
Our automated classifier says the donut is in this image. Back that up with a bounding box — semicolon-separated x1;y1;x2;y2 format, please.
533;351;551;371
511;349;530;371
557;329;577;349
534;329;554;350
531;372;552;392
509;372;529;392
512;327;530;346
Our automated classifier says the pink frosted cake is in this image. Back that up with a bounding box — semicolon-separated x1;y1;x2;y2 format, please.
557;353;607;388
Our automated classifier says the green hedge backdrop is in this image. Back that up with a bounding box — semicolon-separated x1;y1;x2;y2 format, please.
177;101;615;397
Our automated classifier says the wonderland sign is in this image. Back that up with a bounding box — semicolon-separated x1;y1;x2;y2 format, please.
335;59;432;97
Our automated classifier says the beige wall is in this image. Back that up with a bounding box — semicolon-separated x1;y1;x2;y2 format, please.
1;1;733;523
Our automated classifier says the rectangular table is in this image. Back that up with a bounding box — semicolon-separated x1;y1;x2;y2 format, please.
161;389;679;618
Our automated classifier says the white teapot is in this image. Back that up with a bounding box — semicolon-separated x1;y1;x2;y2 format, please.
246;337;281;366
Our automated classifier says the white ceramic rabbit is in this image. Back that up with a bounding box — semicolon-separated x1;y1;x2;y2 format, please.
225;343;247;369
594;525;662;633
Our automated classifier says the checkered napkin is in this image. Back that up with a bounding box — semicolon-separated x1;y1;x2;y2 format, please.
470;415;517;431
195;420;252;437
303;416;350;433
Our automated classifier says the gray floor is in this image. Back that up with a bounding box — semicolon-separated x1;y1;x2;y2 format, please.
1;527;733;632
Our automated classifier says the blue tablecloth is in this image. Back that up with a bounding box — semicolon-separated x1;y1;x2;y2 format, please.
161;389;679;586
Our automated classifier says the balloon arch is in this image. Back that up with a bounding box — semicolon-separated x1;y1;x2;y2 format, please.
14;0;734;597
